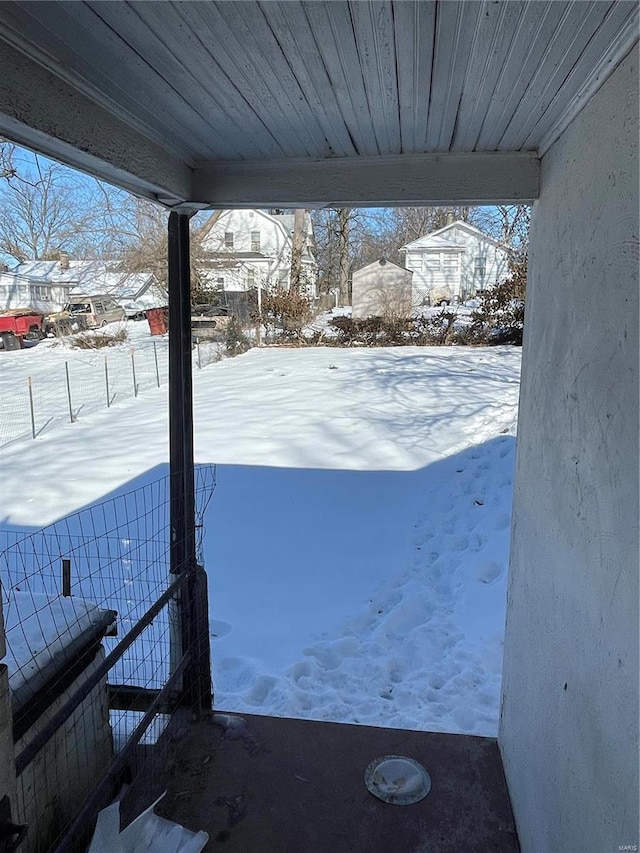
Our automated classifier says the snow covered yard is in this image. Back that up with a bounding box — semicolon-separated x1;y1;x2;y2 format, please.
0;341;521;737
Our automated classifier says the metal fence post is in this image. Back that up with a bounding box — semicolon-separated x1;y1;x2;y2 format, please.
153;341;160;388
130;348;138;397
104;356;110;408
27;377;36;439
65;362;74;423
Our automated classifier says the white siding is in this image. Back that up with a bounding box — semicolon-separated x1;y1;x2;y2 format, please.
202;210;317;295
403;225;511;301
352;260;413;318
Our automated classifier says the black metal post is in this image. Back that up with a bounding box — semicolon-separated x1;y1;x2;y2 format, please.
62;559;71;597
167;211;212;712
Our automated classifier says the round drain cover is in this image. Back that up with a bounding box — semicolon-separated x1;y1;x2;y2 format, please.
364;755;431;805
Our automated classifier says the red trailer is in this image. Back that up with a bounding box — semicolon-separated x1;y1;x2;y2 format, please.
0;310;45;350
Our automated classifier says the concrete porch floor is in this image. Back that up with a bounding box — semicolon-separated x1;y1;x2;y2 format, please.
120;709;519;852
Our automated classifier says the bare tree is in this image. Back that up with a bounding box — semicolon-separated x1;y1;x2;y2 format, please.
336;208;351;305
312;207;364;303
0;141;134;263
116;197;214;301
288;208;307;294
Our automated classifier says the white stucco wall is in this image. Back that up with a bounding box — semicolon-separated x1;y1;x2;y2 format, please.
500;47;639;853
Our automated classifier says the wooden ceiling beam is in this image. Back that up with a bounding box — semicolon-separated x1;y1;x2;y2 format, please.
191;152;540;209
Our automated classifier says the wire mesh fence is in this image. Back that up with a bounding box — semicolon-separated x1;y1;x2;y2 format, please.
0;464;216;852
0;336;224;448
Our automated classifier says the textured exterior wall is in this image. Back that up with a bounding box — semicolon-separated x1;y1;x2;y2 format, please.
352;260;413;318
15;648;114;852
500;48;639;853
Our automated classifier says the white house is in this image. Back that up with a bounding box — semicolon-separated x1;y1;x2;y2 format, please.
400;221;511;304
0;271;66;314
1;257;163;315
199;209;317;297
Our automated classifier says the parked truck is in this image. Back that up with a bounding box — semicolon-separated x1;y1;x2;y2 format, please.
0;308;87;350
0;310;46;350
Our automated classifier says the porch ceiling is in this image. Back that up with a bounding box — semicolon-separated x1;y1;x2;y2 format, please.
0;1;636;207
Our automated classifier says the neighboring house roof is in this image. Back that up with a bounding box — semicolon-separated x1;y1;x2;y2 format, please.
12;260;157;301
0;271;36;286
353;257;412;275
400;221;510;253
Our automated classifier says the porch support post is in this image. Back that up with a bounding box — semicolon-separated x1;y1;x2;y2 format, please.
168;211;212;712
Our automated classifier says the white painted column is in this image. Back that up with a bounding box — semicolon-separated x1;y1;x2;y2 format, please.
500;47;639;853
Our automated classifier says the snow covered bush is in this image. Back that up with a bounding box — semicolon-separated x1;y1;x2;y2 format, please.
72;326;129;349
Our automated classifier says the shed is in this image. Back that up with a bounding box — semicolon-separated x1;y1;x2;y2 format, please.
352;258;413;319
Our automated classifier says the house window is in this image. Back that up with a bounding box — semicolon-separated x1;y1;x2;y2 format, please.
474;256;486;278
251;231;261;252
246;269;255;288
278;271;288;288
216;277;225;288
224;231;234;249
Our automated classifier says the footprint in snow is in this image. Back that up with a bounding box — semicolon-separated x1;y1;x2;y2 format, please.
210;619;232;639
476;561;504;585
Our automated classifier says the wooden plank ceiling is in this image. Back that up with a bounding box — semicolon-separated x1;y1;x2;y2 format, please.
0;0;636;206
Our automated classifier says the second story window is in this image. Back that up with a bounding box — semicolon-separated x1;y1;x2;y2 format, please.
224;231;234;249
251;231;261;252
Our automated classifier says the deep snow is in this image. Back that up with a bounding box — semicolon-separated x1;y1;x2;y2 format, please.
0;332;521;736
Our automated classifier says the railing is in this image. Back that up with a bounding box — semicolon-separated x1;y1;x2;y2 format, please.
0;465;216;852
